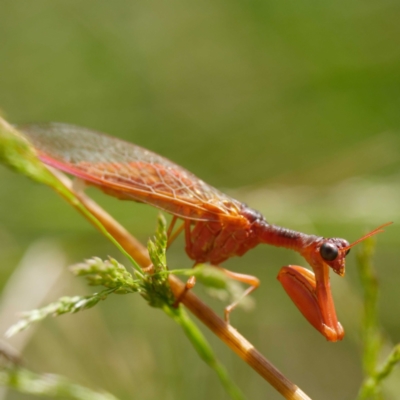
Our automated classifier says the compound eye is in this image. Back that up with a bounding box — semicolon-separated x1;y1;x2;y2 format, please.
320;242;339;261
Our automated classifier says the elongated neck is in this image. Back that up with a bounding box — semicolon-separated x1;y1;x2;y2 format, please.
255;220;318;253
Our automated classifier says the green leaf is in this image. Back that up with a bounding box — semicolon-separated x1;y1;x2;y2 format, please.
139;214;175;307
147;214;168;273
6;288;117;337
70;257;138;293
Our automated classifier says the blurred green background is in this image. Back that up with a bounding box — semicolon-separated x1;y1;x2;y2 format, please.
1;1;400;399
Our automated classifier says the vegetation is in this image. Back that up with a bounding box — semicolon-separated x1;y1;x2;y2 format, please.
0;1;399;398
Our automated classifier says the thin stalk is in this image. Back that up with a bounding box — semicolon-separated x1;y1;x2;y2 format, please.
55;170;310;400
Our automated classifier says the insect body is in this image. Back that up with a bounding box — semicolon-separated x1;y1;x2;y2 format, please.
20;123;389;342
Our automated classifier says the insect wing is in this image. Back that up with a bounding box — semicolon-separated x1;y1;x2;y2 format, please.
19;123;243;222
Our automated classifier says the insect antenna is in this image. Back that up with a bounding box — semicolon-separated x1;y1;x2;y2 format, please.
341;221;393;252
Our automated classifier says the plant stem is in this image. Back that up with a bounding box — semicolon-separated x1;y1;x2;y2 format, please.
55;171;310;400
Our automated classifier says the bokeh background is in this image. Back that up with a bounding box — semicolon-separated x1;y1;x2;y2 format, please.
1;1;400;399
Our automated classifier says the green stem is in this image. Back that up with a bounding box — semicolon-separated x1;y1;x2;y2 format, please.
164;305;246;400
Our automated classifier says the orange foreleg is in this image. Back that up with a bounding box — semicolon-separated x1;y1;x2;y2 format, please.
277;265;344;342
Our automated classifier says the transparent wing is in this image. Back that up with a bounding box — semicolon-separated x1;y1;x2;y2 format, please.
19;123;244;222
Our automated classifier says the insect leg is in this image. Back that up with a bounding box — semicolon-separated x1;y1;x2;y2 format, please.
277;265;344;342
184;219;195;256
173;269;197;307
167;217;185;248
217;268;260;323
167;216;178;237
172;221;198;307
